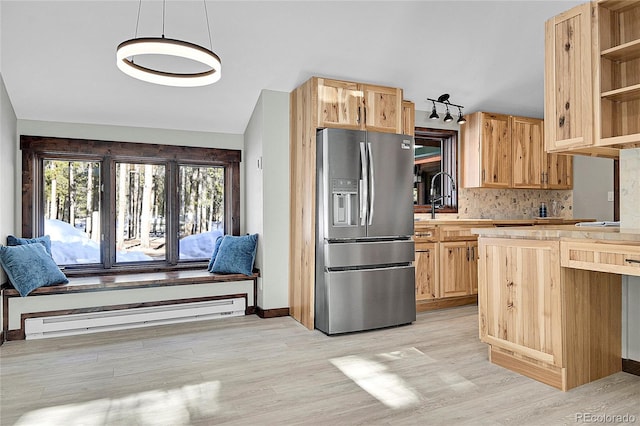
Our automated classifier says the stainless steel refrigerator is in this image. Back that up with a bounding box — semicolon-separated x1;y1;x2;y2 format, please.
315;128;416;335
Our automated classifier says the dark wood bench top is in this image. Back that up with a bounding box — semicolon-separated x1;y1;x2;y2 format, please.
1;269;259;297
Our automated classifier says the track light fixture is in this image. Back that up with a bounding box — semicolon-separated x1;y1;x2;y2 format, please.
426;94;466;125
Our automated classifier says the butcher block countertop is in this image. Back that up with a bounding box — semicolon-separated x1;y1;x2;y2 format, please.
414;218;589;227
472;224;640;243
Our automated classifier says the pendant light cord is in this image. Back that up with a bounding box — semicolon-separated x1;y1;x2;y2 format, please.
162;0;166;38
203;0;213;50
134;0;142;38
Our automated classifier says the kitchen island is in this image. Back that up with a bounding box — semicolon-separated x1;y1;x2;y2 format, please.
473;225;640;390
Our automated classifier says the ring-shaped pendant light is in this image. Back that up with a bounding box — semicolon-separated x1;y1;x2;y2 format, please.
116;37;221;87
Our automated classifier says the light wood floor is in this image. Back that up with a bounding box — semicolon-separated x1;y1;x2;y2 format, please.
1;305;639;425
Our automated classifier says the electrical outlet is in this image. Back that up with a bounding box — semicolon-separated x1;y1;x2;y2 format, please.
607;191;614;202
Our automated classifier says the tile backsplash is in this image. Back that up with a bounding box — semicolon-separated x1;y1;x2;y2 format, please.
456;188;574;219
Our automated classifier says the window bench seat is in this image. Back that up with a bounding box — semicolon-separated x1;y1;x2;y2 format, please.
1;269;259;342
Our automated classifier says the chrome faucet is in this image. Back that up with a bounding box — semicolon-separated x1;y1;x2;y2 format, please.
430;171;456;219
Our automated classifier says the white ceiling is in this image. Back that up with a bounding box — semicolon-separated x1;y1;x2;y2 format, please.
1;0;583;135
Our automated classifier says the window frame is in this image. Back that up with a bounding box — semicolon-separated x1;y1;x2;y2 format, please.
21;135;241;274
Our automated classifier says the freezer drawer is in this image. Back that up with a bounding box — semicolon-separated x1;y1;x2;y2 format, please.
324;240;414;268
315;265;416;334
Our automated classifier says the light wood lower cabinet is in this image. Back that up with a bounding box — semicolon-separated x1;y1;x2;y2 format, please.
415;224;484;311
440;241;478;298
415;242;438;301
478;236;622;391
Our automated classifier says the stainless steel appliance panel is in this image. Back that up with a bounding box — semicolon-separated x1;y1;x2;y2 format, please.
366;132;415;238
324;240;414;269
318;265;416;334
317;128;367;240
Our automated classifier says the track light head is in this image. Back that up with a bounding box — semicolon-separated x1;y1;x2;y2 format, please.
456;107;466;125
443;107;453;123
429;104;439;120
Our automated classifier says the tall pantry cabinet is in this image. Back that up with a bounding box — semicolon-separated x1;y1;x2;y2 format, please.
289;76;409;329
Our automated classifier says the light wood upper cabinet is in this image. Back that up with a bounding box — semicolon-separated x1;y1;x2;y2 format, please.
402;100;415;136
464;113;573;189
315;78;403;133
512;116;573;189
461;112;512;188
546;153;573;189
362;84;403;133
544;2;595;152
512;116;545;188
316;78;361;129
544;0;640;156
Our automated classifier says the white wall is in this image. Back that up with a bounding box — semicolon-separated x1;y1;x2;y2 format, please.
1;73;18;337
1;74;17;283
244;90;289;310
572;156;614;221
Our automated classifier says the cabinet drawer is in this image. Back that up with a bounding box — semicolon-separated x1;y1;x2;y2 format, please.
414;227;438;242
560;240;640;277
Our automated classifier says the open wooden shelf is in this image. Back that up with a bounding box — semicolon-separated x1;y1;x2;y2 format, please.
601;39;640;62
601;84;640;102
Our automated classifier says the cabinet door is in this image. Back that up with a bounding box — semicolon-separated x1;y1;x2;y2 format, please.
477;238;563;367
316;78;362;129
468;241;479;295
545;153;573;189
512;116;544;188
362;84;403;134
402;100;415;136
544;3;594;151
481;113;512;188
440;241;471;298
415;242;438;301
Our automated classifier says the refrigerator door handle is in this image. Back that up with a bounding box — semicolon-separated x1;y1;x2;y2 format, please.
367;142;375;226
359;142;368;226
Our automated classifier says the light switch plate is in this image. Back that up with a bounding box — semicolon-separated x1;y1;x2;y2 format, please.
607;191;614;202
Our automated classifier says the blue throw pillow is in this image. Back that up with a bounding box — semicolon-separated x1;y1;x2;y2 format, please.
0;244;69;297
207;235;225;272
211;234;258;276
7;235;53;257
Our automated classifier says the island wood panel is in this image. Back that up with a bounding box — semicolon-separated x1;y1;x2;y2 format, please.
563;268;622;390
289;78;316;329
478;238;563;368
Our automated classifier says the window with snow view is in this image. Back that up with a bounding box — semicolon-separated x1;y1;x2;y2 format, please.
43;159;102;265
115;163;167;263
178;165;225;261
21;136;240;272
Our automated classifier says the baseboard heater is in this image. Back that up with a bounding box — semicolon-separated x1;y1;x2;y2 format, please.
24;298;246;340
